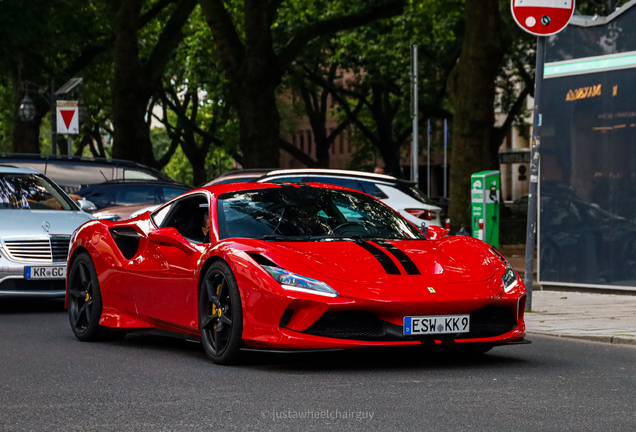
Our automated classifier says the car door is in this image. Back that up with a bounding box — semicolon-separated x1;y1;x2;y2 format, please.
133;193;209;330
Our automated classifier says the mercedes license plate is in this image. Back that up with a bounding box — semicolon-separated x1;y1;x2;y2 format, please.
25;266;66;280
403;315;470;335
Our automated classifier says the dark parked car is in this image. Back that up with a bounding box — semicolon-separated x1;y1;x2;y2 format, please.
540;192;636;284
506;195;528;217
76;180;191;210
0;153;173;193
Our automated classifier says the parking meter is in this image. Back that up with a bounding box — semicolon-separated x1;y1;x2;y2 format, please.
470;171;500;248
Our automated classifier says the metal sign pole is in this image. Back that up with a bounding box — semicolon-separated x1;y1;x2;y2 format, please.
411;44;419;185
524;36;546;311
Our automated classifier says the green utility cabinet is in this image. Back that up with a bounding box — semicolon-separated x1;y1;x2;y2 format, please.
470;170;500;248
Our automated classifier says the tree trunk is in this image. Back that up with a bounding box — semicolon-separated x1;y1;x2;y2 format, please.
111;0;156;167
233;78;282;168
12;116;42;154
379;147;401;177
447;0;505;231
315;133;330;168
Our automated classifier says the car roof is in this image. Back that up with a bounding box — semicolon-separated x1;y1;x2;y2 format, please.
0;165;42;175
257;169;413;185
0;153;172;180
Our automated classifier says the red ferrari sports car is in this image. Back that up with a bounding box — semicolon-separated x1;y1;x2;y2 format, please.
66;182;528;364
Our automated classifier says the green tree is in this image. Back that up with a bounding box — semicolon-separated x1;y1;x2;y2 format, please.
198;0;406;168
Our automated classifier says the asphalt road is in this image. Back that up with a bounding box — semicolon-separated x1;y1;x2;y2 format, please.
1;299;635;432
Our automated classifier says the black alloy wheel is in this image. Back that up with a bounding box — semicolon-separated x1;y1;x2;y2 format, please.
67;252;125;341
199;261;243;365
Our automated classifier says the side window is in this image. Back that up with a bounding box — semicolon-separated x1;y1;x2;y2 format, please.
83;188;114;209
359;181;388;199
114;186;161;205
160;194;210;244
163;187;188;201
151;203;173;227
124;169;158;180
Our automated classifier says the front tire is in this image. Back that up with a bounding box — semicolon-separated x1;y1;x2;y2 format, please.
67;252;125;341
199;261;243;365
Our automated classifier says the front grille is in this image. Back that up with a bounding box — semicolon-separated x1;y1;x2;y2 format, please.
51;237;71;262
301;306;517;342
3;236;71;263
304;312;387;339
0;279;65;291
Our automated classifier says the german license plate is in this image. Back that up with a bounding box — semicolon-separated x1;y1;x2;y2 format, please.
403;315;470;335
24;266;66;280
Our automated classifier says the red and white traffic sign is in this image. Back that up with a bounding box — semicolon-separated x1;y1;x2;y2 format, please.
56;100;79;135
511;0;575;36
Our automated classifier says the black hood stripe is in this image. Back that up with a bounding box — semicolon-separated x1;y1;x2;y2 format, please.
374;241;421;275
354;241;401;275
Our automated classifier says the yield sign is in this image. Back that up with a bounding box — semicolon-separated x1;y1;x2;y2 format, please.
56;100;79;134
511;0;575;36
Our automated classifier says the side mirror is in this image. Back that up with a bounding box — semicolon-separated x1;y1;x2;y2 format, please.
78;198;97;212
427;225;449;240
148;227;197;256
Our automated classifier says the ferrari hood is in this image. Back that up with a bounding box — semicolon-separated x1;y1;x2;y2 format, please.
266;237;495;285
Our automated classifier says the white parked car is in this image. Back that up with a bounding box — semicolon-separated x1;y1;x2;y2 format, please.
255;169;443;228
0;166;94;298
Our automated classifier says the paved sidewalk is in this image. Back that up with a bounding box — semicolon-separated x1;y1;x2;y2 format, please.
525;290;636;345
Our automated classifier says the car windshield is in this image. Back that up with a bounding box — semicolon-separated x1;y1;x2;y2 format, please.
217;187;425;241
0;173;75;210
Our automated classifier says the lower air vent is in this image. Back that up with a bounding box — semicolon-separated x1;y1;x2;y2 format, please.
109;227;141;260
304;311;386;339
468;306;517;338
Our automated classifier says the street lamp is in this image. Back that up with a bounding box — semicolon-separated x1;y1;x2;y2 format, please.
19;78;85;156
18;95;37;122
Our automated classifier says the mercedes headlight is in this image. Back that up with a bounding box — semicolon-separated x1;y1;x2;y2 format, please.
502;263;519;293
262;266;338;297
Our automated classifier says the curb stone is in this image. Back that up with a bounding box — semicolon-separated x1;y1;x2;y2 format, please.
529;332;636;346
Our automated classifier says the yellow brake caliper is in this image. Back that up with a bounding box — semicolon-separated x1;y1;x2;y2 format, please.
212;284;221;329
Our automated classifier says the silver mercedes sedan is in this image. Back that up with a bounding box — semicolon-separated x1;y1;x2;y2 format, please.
0;165;93;298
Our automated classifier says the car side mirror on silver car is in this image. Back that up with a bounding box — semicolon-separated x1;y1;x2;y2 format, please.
78;198;97;212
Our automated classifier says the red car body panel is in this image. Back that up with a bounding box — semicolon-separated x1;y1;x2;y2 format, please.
66;182;527;350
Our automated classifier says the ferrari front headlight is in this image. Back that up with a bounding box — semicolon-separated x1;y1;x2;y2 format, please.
262;266;338;297
502;263;519;293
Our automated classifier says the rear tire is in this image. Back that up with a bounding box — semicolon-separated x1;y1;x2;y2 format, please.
199;261;243;365
67;252;126;342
